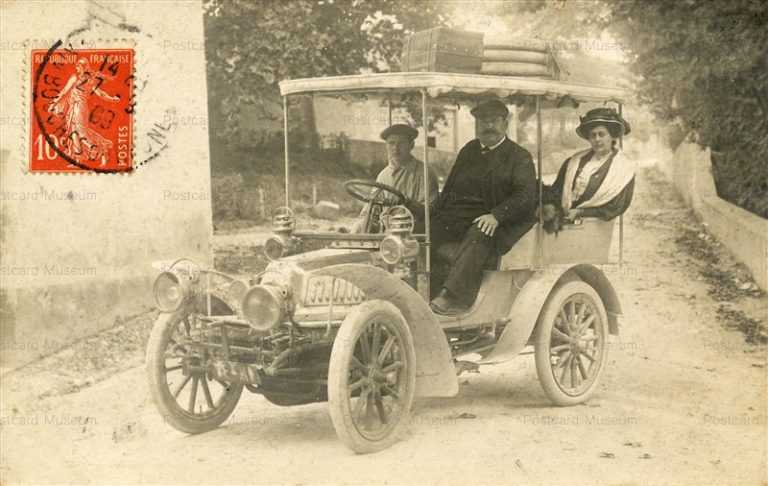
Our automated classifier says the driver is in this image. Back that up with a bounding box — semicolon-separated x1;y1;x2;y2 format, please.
353;124;438;233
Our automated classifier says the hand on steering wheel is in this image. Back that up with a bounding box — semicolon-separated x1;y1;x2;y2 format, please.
344;179;407;206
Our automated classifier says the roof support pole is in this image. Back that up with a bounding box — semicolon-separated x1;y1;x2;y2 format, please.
536;96;544;268
421;90;431;281
283;95;290;208
618;102;624;268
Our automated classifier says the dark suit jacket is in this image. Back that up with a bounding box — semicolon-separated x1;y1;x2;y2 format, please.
436;138;538;254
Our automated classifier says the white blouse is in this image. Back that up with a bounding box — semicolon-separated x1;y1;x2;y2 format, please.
571;152;610;202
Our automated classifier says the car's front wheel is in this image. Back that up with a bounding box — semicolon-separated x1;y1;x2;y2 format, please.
146;312;243;434
327;300;416;454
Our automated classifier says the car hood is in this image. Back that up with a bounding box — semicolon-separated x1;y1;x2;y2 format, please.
279;248;375;272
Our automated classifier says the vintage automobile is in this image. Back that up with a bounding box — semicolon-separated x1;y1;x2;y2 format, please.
146;72;628;453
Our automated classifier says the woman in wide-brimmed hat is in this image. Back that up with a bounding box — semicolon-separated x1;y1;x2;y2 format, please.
541;107;635;231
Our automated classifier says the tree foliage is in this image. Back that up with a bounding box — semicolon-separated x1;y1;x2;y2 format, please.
204;0;447;143
601;0;768;217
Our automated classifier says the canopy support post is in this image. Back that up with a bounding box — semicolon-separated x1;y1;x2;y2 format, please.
536;96;544;268
387;95;392;126
283;96;290;208
618;102;624;268
421;90;431;292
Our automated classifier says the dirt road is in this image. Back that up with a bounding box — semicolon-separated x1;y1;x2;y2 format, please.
1;167;766;485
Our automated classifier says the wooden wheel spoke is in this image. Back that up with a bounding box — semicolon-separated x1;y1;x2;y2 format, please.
371;323;382;359
570;355;578;388
353;388;369;420
577;354;589;380
381;383;400;400
374;395;388;424
581;349;596;363
350;355;367;372
188;376;199;413
365;390;375;424
567;301;576;322
201;377;215;409
552;327;571;343
559;355;572;383
550;344;570;354
349;378;366;393
382;361;403;373
378;336;396;365
359;328;371;362
577;314;596;335
171;374;192;399
555;350;572;367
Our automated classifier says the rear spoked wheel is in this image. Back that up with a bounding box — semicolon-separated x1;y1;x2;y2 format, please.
534;281;609;406
328;300;416;454
146;312;243;433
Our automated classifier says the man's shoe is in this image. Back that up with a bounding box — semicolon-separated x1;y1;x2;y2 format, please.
430;288;470;315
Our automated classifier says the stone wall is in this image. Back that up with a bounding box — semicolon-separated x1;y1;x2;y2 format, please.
660;142;768;290
0;0;213;368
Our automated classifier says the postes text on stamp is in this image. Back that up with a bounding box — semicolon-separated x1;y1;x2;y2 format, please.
30;46;134;173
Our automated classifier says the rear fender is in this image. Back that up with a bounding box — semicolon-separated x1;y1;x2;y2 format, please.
479;264;621;364
313;264;458;398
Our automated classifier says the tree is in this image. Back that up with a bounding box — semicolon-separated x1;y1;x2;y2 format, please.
601;0;768;217
203;0;448;145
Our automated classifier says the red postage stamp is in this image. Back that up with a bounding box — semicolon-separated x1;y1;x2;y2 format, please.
29;47;134;173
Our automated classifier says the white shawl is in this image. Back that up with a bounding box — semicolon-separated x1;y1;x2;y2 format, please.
561;149;636;211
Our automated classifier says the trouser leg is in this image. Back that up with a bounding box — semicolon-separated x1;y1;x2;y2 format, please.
428;221;455;296
443;225;495;303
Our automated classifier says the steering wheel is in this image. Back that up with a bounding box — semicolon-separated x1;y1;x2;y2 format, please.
344;179;406;205
344;179;407;234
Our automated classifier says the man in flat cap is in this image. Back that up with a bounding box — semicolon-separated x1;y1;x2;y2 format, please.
430;99;537;314
354;123;438;232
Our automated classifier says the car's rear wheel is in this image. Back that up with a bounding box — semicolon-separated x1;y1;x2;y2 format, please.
534;280;609;406
146;312;243;433
327;300;416;454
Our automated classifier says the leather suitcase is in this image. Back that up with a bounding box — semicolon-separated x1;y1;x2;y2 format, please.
400;28;484;73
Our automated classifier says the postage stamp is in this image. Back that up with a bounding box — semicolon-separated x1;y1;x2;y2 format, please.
29;44;134;173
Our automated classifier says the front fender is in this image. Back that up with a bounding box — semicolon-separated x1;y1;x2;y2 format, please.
313;264;458;398
480;263;621;364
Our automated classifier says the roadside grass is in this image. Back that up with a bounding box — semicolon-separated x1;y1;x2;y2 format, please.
674;226;766;345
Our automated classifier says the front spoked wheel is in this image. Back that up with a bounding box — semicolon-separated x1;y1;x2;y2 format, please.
328;300;416;454
534;281;609;406
146;312;243;434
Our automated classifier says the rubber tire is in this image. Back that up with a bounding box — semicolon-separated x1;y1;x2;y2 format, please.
327;300;416;454
146;312;244;434
534;281;609;406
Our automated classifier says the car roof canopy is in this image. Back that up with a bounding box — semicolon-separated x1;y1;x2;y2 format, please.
279;72;626;106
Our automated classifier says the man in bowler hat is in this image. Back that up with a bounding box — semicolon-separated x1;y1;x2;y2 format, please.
430;99;537;314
